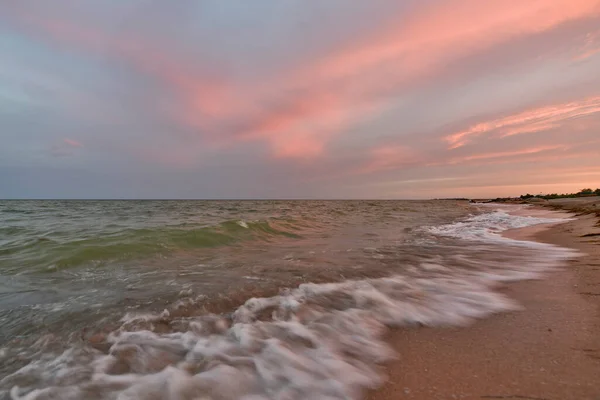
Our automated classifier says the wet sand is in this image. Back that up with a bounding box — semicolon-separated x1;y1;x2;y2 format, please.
368;209;600;400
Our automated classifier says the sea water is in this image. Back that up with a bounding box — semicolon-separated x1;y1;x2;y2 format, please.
0;200;576;399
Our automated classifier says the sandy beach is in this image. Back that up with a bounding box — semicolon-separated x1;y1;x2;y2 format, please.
369;202;600;400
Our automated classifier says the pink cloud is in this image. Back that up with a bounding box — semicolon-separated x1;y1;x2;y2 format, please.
291;0;600;87
241;0;600;160
574;30;600;60
7;0;600;164
50;138;84;157
446;145;567;164
239;0;600;163
445;96;600;148
6;10;342;159
240;92;380;159
63;138;83;148
359;146;425;174
357;143;575;176
9;10;233;123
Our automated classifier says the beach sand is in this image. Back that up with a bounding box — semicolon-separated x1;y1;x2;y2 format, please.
368;206;600;400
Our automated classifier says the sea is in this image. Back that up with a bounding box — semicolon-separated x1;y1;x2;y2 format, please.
0;200;576;400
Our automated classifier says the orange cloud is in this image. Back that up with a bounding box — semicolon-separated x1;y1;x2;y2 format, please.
445;96;600;148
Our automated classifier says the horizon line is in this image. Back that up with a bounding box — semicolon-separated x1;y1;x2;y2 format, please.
0;197;474;201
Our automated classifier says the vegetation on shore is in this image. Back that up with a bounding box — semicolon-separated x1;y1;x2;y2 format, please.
472;188;600;204
476;189;600;226
519;188;600;200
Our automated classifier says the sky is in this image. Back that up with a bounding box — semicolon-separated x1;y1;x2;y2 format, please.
1;0;599;199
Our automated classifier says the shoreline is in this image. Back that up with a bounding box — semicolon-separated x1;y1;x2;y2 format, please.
368;208;600;400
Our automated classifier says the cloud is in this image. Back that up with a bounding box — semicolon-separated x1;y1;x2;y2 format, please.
291;0;600;86
356;142;574;176
63;138;83;148
358;145;425;174
178;0;600;160
241;0;600;160
50;138;84;157
49;137;84;157
2;7;232;120
238;91;383;159
446;145;568;164
574;29;600;60
445;96;600;148
2;1;600;199
6;0;599;164
3;8;351;160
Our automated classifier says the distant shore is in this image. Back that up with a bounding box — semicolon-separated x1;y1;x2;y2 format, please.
368;198;600;400
471;194;600;206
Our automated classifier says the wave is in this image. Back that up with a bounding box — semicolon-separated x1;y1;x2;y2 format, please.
0;206;578;400
429;208;573;246
0;219;303;273
2;274;521;400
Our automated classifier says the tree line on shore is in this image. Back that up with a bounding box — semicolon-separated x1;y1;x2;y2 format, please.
520;188;600;200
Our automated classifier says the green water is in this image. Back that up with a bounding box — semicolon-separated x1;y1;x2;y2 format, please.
0;200;472;342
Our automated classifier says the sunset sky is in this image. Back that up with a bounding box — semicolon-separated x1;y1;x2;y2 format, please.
1;0;599;199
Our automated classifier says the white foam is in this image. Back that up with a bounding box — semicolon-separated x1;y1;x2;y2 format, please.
237;221;249;229
1;272;525;400
428;205;579;281
429;205;573;247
